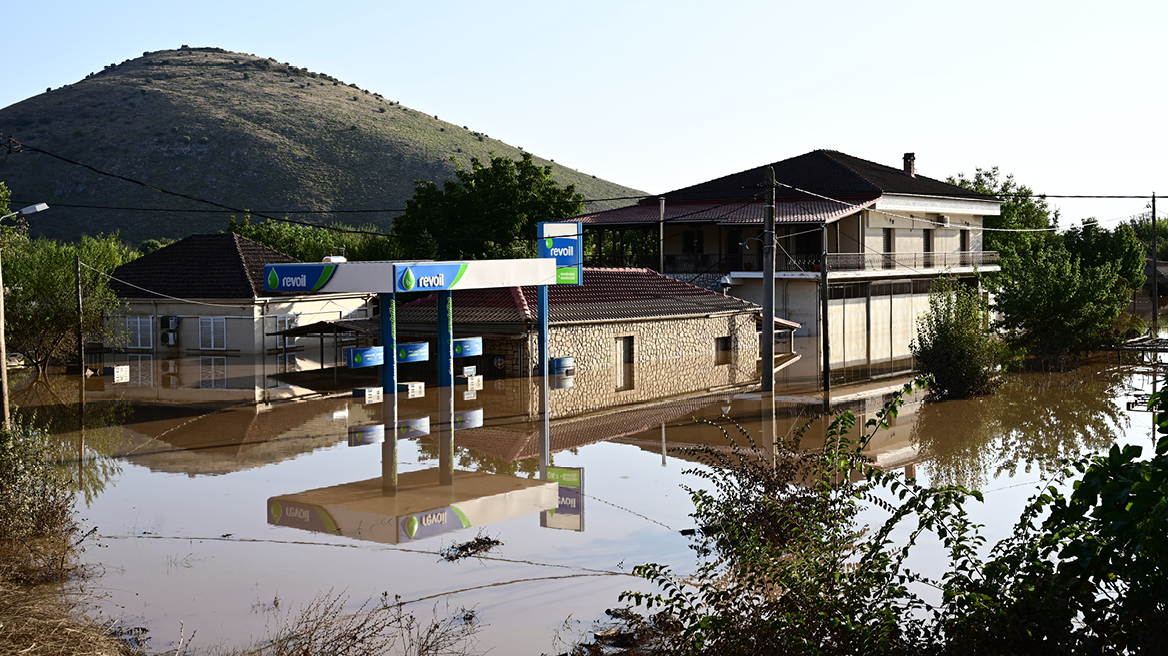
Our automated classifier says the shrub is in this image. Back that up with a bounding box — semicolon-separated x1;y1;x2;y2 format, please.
0;421;79;585
912;276;1005;398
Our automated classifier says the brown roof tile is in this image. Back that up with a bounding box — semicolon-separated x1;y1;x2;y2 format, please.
398;267;758;327
110;233;300;300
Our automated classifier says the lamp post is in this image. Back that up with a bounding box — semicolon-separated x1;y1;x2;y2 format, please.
0;203;50;430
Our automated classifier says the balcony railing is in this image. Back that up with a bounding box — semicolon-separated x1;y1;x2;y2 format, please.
645;251;1000;274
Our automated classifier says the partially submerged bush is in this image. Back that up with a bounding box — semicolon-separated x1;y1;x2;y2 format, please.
0;420;80;585
582;378;1168;654
912;276;1006;398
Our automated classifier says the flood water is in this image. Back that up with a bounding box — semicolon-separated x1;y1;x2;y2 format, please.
14;346;1160;655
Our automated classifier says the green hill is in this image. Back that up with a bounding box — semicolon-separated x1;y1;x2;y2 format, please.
0;46;644;243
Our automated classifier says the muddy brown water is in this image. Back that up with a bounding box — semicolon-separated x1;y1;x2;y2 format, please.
14;351;1157;654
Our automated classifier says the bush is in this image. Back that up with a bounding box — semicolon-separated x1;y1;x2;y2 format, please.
911;276;1005;398
0;421;79;585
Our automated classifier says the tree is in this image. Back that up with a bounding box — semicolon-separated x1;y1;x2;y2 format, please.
947;167;1058;255
3;231;137;372
226;216;401;262
1064;219;1146;291
391;152;585;260
911;277;1004;399
993;244;1130;359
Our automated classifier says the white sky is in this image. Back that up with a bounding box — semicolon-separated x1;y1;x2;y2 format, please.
4;0;1165;225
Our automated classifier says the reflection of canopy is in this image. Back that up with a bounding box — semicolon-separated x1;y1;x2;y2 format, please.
268;318;380;338
118;397;351;476
452;391;734;462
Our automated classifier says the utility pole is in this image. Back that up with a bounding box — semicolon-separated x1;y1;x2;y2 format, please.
821;221;831;412
76;255;85;375
0;238;9;430
762;169;776;392
658;197;665;273
1154;192;1159;337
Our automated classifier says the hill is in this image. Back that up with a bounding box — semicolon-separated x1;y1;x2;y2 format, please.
0;46;644;243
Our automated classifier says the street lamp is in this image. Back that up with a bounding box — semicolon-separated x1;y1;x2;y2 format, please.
0;202;50;430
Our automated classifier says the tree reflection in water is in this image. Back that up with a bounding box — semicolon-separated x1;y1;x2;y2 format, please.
9;369;128;505
913;360;1126;489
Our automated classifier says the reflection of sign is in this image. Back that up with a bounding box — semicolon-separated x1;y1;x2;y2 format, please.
353;386;383;405
398;382;425;398
551;374;574;390
396;416;431;438
538;222;583;286
550;356;575;374
452;337;483;358
462;366;477;377
348;424;385;446
453;408;484;430
112;365;130;384
463;390;477;401
347;346;384;369
269;500;340;535
397;342;429;363
459;374;484;391
542;466;584;531
401;506;470;542
493;356;505;370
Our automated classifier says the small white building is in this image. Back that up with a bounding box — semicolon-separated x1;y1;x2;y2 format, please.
103;233;374;400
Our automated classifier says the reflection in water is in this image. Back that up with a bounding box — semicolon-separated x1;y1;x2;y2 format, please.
913;361;1127;489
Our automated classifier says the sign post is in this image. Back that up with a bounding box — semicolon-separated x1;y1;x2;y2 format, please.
535;223;583;478
380;291;397;496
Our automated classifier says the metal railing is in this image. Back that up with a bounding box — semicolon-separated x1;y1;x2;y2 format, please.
592;250;1000;275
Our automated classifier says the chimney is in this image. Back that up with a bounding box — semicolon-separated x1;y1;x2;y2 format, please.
903;152;916;177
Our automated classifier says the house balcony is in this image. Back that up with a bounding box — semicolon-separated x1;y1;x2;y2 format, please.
584;251;1000;276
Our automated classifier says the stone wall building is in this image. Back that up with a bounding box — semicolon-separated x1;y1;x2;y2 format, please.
395;267;766;418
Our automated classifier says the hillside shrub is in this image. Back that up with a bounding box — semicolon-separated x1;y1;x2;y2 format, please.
911;276;1005;398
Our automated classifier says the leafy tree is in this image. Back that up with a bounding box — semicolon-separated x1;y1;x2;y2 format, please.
226;216;401;262
137;237;176;255
1064;219;1146;291
391;152;584;260
993;244;1130;359
3;231;137;372
911;276;1005;399
947;167;1058;254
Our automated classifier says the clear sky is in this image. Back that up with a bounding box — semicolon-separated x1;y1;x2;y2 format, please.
4;0;1165;224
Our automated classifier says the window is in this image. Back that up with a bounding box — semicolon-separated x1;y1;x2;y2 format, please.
682;230;704;255
615;336;634;391
960;229;970;252
126;354;153;387
125;316;152;349
200;356;227;389
199;317;226;350
273;314;295;349
715;336;732;366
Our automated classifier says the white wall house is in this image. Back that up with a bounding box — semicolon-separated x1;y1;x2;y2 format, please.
568;150;1003;387
104;233;374;403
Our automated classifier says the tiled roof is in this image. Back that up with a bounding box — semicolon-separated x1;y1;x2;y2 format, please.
110;233;300;300
569;198;876;226
562;150;997;227
658;150;998;203
398;267;759;327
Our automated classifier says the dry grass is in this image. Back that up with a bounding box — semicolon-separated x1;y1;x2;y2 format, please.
0;582;142;656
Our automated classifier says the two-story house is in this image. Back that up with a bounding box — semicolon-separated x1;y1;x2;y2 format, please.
567;150;1002;387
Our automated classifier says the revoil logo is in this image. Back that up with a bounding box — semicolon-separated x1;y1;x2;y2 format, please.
549;245;574;257
417;274;445;288
282;274;308;288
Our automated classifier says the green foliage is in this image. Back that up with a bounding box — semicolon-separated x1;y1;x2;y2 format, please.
911;277;1005;398
137;237;175;255
992;243;1130;358
226;216;402;262
947;167;1058;255
0;418;79;585
1063;219;1146;291
593;378;1168;654
2;229;138;372
391;152;585;260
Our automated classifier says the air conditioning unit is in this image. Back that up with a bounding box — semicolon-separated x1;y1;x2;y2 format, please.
160;359;178;374
160;332;178;346
938;215;951;227
161;316;181;330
